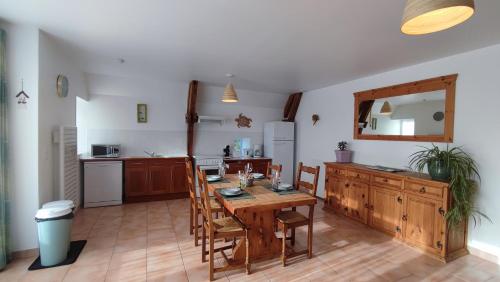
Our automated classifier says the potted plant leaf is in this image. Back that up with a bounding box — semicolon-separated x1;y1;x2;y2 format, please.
409;144;489;227
335;141;352;163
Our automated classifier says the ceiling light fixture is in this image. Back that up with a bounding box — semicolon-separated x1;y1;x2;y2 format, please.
401;0;475;35
222;74;239;103
380;101;392;115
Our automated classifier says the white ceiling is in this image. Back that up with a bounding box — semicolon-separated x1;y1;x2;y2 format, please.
1;0;500;93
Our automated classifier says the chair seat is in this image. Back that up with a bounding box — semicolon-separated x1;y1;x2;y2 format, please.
212;216;244;234
276;211;308;225
197;197;222;210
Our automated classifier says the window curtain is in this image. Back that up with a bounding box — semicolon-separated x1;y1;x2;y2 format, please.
0;29;9;270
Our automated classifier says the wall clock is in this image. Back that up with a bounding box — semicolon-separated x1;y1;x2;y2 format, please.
57;75;69;98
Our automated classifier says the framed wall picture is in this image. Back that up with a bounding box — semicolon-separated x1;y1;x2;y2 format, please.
137;104;148;123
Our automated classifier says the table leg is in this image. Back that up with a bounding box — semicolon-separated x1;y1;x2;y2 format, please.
233;209;282;261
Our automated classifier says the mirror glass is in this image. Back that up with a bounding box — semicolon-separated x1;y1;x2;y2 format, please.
359;90;446;136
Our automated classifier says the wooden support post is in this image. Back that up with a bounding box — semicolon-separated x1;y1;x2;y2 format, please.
186;80;199;158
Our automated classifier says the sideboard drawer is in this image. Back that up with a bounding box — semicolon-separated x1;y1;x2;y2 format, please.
348;170;370;182
372;175;402;188
405;181;444;199
327;166;347;177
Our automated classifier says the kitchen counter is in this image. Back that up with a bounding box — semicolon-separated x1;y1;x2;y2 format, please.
223;156;271;161
80;155;188;162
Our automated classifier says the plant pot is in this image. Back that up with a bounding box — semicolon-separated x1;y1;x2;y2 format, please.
335;150;352;163
428;160;450;181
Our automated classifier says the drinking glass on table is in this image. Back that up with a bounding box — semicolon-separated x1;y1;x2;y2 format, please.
271;170;280;190
238;170;247;190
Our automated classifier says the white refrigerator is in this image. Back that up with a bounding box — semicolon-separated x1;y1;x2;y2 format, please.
264;121;295;185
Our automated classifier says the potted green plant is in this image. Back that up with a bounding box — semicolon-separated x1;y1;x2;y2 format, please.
409;144;489;226
335;141;352;163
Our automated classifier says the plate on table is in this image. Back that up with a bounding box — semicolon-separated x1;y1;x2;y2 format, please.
207;175;222;182
252;173;265;179
277;183;293;191
219;188;243;197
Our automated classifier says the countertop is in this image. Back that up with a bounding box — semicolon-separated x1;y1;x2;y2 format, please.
223;157;271;161
80;155;188;162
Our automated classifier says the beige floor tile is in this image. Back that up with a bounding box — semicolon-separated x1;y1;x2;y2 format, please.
19;265;70;282
4;199;500;282
105;265;147;282
73;247;113;267
63;264;108;282
146;265;188;282
114;236;147;253
109;249;147;270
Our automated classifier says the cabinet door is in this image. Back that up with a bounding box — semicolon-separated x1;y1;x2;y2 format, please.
402;194;445;256
326;176;345;213
251;160;268;174
149;161;172;195
370;185;402;237
125;163;149;197
171;161;188;193
226;161;245;174
347;181;369;224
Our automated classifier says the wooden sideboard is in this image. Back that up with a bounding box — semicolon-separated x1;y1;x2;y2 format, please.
324;162;468;262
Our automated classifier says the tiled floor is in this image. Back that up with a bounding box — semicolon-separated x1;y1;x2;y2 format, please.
2;199;500;282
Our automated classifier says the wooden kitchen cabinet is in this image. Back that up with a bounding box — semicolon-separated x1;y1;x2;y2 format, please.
324;162;467;263
125;157;188;202
224;158;271;174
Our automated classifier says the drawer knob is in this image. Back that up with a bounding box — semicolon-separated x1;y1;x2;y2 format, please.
356;174;360;178
345;183;350;188
383;178;388;182
402;215;408;221
419;187;426;193
397;196;402;204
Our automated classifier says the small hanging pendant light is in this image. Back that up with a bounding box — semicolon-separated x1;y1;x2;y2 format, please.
222;74;239;103
380;101;392;115
401;0;475;35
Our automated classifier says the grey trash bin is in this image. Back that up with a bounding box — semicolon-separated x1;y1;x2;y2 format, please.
35;207;74;266
41;200;75;250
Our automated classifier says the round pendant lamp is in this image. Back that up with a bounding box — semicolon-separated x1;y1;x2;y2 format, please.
222;74;239;103
401;0;475;35
380;101;392;115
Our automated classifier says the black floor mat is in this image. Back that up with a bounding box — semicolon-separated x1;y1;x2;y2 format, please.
28;240;86;270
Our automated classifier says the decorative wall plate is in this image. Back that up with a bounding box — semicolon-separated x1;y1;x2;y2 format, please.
57;75;69;98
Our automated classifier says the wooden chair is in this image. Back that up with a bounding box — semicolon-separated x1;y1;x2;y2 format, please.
186;160;223;246
266;162;282;179
276;162;320;266
197;167;251;281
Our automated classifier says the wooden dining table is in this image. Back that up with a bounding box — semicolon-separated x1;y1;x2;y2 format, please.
208;174;317;262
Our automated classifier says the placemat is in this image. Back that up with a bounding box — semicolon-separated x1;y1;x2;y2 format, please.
209;178;231;184
216;188;255;200
262;183;301;195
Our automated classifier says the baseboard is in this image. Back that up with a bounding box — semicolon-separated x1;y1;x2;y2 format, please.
468;241;500;265
12;248;38;259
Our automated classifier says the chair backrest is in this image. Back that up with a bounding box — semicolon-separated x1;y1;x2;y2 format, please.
196;165;214;229
295;162;320;197
185;160;197;202
266;162;283;179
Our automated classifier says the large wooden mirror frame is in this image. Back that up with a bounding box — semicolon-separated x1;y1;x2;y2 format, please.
353;74;457;143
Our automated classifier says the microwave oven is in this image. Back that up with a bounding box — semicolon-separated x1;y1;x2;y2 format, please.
91;144;121;158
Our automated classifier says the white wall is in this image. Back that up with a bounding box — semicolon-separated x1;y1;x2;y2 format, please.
296;43;500;260
195;84;287;155
0;22;40;252
79;74;288;157
38;31;88;205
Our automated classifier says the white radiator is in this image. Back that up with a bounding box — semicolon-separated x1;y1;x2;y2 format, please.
54;126;80;209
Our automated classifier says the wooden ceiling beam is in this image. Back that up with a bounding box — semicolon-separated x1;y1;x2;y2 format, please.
283;92;302;122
